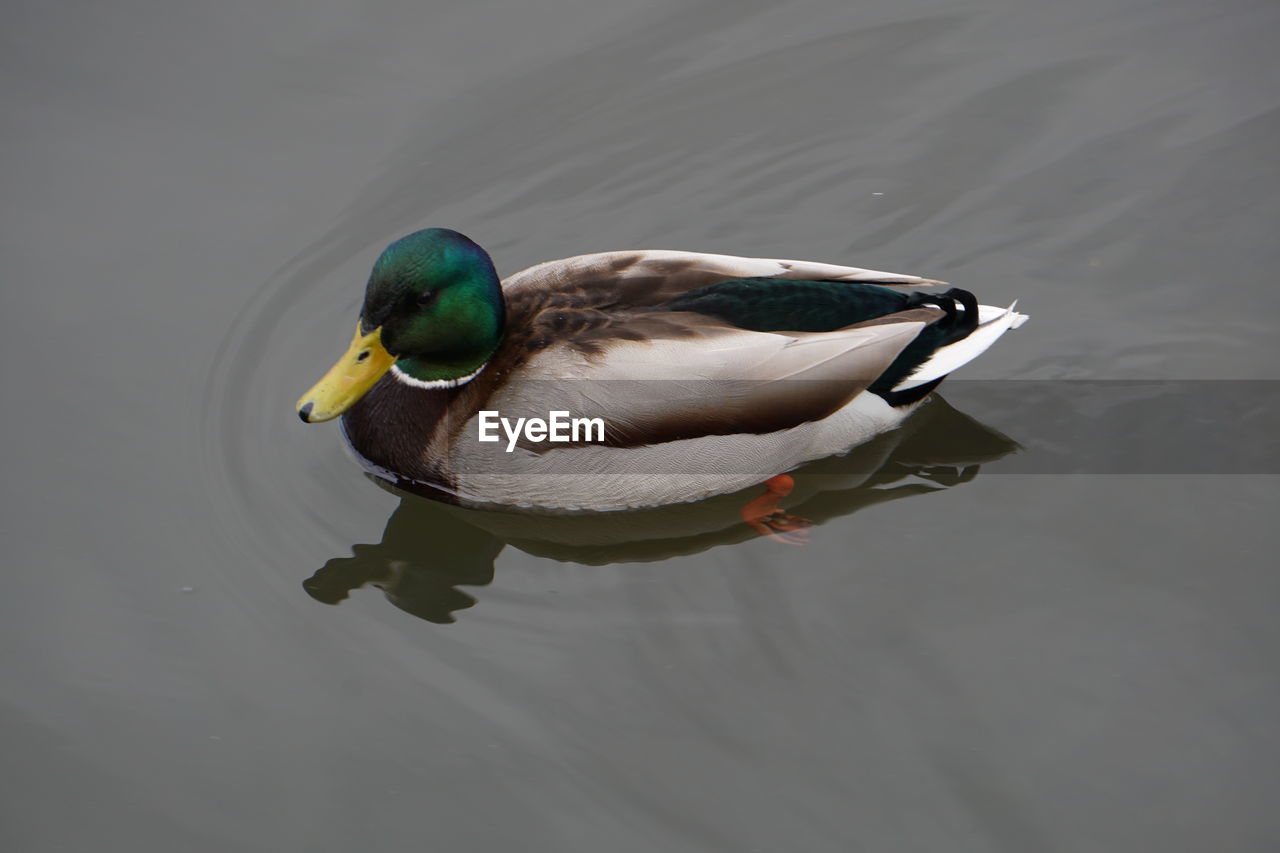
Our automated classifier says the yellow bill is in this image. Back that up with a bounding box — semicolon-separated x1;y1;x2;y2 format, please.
297;325;395;423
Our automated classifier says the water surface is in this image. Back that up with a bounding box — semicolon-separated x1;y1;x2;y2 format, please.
4;1;1279;850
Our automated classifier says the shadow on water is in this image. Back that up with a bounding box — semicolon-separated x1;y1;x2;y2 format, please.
304;394;1018;624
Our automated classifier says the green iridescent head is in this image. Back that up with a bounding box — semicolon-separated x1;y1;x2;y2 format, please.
297;228;505;423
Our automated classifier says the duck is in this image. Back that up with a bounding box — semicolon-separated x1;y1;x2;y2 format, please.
296;228;1026;534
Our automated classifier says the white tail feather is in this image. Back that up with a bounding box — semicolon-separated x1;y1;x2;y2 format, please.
893;303;1028;390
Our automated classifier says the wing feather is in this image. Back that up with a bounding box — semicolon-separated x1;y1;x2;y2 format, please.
485;313;925;449
502;249;945;308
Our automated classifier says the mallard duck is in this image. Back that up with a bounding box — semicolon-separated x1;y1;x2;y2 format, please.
297;228;1026;524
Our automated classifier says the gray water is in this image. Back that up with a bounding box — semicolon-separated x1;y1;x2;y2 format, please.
4;1;1279;850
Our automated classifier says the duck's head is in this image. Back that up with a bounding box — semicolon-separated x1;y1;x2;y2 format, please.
296;228;504;423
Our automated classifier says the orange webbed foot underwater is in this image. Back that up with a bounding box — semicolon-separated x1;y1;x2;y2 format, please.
740;474;812;545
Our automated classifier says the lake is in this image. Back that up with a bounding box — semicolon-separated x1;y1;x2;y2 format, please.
4;1;1278;850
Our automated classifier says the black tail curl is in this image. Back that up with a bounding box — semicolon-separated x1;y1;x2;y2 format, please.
904;287;980;333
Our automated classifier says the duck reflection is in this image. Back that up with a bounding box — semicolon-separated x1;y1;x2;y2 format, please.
305;395;1017;624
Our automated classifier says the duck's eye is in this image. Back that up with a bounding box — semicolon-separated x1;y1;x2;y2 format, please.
417;290;437;306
